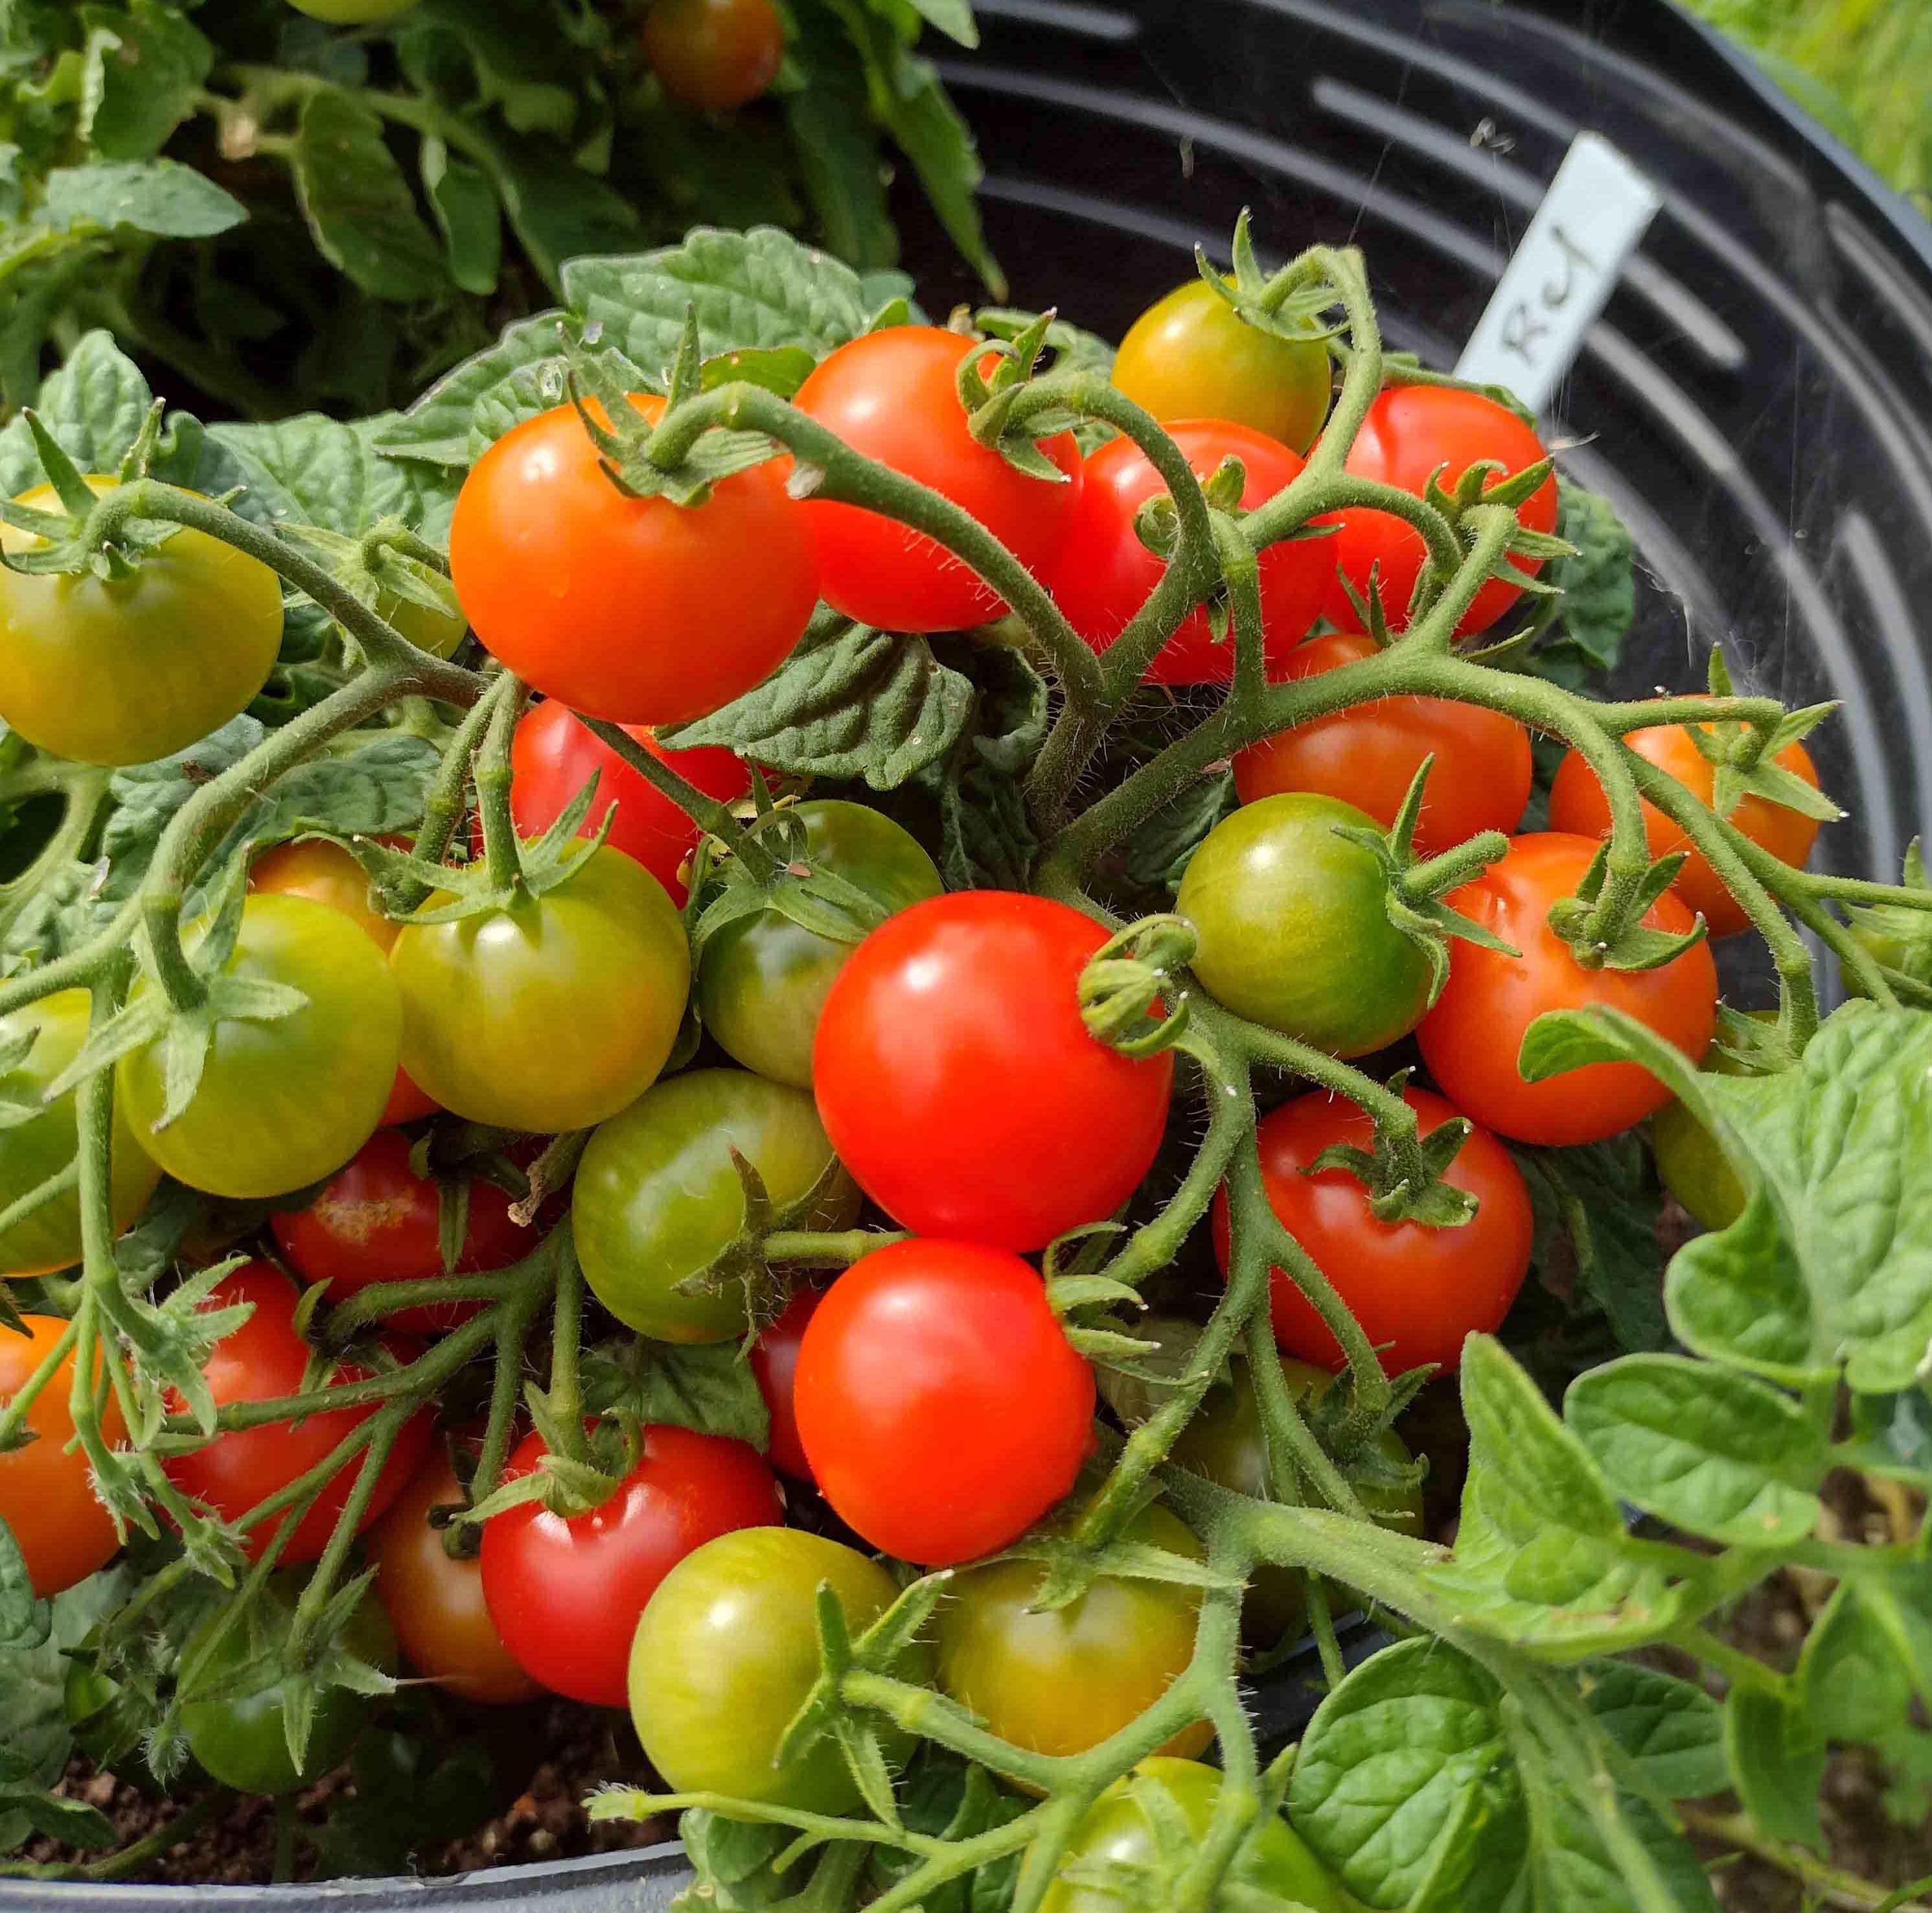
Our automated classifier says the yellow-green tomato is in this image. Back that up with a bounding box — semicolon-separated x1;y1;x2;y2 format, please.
117;894;400;1200
389;845;688;1133
0;990;160;1277
282;0;422;22
696;800;942;1087
0;480;282;767
1177;793;1432;1057
1112;280;1332;453
573;1067;858;1341
376;572;467;659
936;1505;1213;1763
1169;1357;1423;1643
629;1527;931;1814
1650;1018;1769;1233
1042;1757;1368;1913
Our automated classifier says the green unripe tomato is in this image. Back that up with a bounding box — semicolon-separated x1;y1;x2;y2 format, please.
1650;1012;1773;1233
573;1068;859;1341
1042;1757;1368;1913
697;800;943;1087
179;1576;397;1796
0;990;160;1277
1169;1356;1423;1644
282;0;422;22
1178;793;1432;1056
1112;279;1333;454
629;1527;930;1815
376;573;466;659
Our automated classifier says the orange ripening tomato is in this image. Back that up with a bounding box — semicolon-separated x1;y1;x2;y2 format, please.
0;1317;125;1596
642;0;785;112
1232;632;1533;855
1547;725;1824;937
1415;832;1719;1146
450;397;816;726
1321;388;1557;638
249;837;437;1124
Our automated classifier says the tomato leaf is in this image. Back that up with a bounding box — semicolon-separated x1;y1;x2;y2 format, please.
1119;769;1237;899
1517;478;1636;690
563;226;883;378
1424;1336;1713;1654
374;311;576;469
78;1;214;161
1577;1660;1728;1800
0;1523;49;1654
1799;1575;1932;1746
212;413;451;542
665;612;976;791
1565;1354;1828;1546
44;157;244;239
419;139;503;299
1725;1682;1827;1853
1522;1000;1932;1393
784;3;899;275
581;1338;770;1449
292;89;450;304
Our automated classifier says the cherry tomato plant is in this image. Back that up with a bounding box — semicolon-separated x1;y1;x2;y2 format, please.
0;217;1927;1913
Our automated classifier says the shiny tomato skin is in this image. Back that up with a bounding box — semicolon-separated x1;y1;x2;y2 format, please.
479;1423;781;1707
1416;832;1720;1146
450;398;815;725
0;479;282;768
117;894;402;1201
793;327;1083;632
1232;632;1533;855
811;893;1174;1251
1211;1087;1534;1375
1043;1758;1367;1913
389;845;689;1133
1177;793;1433;1057
270;1128;540;1334
1112;281;1332;452
748;1288;819;1481
1053;421;1328;684
367;1449;540;1706
573;1069;857;1342
0;1317;126;1595
1547;725;1824;937
641;0;784;110
935;1505;1212;1763
630;1527;932;1813
0;991;159;1278
504;700;752;907
249;837;438;1128
793;1239;1095;1567
1324;389;1558;636
697;800;943;1087
163;1263;432;1566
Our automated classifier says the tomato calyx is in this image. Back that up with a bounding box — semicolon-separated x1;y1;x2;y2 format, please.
563;314;784;508
279;519;464;661
1304;1070;1482;1230
1326;758;1516;1003
1078;914;1196;1060
1845;839;1932;1001
1545;840;1711;973
1002;1514;1238;1617
771;1573;950;1821
1686;649;1843;828
956;308;1086;483
1418;458;1570;611
1194;207;1340;353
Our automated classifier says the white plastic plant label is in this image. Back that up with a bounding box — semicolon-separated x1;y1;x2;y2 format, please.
1455;131;1663;413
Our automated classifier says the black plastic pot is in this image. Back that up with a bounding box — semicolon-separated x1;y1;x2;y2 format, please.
11;2;1931;1905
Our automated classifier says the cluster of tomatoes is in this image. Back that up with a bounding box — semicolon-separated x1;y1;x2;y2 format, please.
0;264;1831;1892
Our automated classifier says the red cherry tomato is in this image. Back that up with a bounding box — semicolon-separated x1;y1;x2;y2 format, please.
812;893;1175;1252
1547;724;1824;938
1232;631;1533;855
641;0;784;112
1322;388;1557;637
794;1240;1095;1566
450;397;816;725
163;1263;432;1566
1212;1087;1534;1376
478;1423;780;1706
792;327;1083;632
270;1129;541;1333
1416;832;1720;1146
498;701;752;907
748;1288;820;1482
1053;420;1328;683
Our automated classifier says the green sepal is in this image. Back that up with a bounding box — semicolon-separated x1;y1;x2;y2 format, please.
1305;1094;1480;1232
1077;912;1197;1060
1545;841;1710;972
1333;562;1396;648
0;411;186;581
1844;839;1932;999
689;805;894;961
959;308;1083;480
1005;1527;1241;1617
281;518;464;658
1195;206;1341;343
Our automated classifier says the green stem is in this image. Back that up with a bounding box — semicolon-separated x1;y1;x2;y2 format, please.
474;674;529;893
577;715;775;879
546;1236;590;1467
395;669;512;912
1243;1310;1365;1519
763;1229;907;1266
0;1787;230;1882
1679;1809;1932;1913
